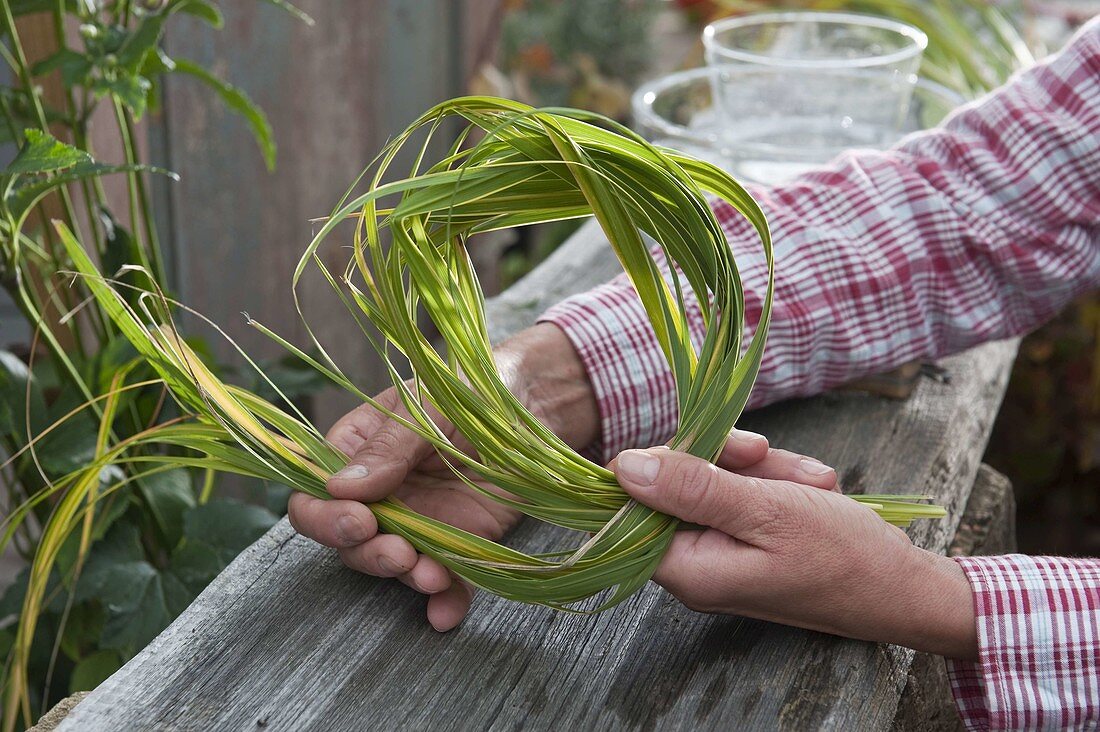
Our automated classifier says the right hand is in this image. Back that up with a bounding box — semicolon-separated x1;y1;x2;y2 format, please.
288;324;599;630
612;445;977;660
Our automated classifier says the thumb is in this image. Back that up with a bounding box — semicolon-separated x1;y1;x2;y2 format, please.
613;448;787;543
327;414;435;502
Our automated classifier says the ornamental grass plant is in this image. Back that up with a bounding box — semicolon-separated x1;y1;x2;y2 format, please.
3;96;946;722
53;96;943;598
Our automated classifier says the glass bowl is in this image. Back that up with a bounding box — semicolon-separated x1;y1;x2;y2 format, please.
632;66;964;185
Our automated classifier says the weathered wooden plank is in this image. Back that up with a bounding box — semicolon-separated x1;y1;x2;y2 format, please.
58;218;1018;730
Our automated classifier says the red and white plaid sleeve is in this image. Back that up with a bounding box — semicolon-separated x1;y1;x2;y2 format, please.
538;19;1100;461
947;555;1100;730
538;19;1100;729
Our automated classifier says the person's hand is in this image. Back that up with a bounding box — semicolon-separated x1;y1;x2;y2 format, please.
612;445;978;661
287;321;842;632
289;323;599;631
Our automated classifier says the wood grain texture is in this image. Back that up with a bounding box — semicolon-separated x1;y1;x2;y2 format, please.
58;218;1019;731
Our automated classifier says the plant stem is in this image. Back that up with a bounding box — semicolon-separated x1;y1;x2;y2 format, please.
112;99;164;282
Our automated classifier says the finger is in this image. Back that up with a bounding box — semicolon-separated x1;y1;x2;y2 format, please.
614;448;797;541
716;429;770;468
726;447;839;491
287;493;378;548
426;580;474;632
327;412;437;503
397;555;453;595
338;533;418;577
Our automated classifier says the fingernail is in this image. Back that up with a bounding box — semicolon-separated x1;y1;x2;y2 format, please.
333;464;369;480
336;515;368;544
618;450;660;486
799;457;835;476
731;429;767;447
378;556;404;574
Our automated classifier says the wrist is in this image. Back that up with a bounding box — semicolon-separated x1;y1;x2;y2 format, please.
888;547;978;661
494;323;600;450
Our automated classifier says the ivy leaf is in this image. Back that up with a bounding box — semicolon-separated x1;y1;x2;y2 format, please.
182;501;278;563
4;129;90;175
54;484;133;583
168;541;223;594
0;348;47;437
169;58;276;170
98;563;191;650
59;602;106;662
136;469;196;549
249;352;329;404
34;409;98;476
169;501;278;595
81;332;141;396
0;568;29;621
76;523;193;652
0;628;12;660
69;649;123;692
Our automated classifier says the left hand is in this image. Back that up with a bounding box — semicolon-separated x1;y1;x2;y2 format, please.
612;443;978;661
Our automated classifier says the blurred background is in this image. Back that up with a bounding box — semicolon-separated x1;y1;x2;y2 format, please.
0;0;1096;724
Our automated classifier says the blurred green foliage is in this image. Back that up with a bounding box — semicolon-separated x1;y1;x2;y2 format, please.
0;1;310;727
986;295;1100;555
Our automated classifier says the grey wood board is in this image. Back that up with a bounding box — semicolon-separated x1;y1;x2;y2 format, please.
58;313;1017;731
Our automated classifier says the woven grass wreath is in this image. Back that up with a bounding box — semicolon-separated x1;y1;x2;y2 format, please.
57;97;943;611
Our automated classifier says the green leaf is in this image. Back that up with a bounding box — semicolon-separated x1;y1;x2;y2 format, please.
75;523;145;601
169;58;276;169
249;353;329;403
265;483;292;516
81;332;141;396
136;469;195;548
173;0;224;27
31;48;92;87
59;602;106;661
0;627;12;659
76;523;193;651
116;14;169;73
55;486;133;582
0;568;29;620
4;129;90;176
6;161;178;222
35;411;98;476
94;74;152;119
181;501;278;563
0;348;47;436
168;541;223;594
69;649;122;692
99;564;191;650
